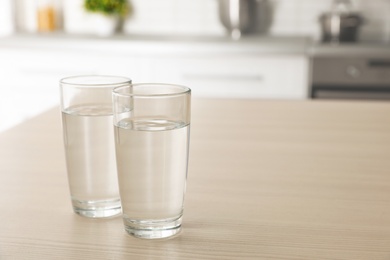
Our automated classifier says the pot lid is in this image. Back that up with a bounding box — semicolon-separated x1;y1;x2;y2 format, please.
331;0;353;15
319;0;364;23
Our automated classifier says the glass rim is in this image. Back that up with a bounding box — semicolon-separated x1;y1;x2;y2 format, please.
113;83;191;97
60;75;132;87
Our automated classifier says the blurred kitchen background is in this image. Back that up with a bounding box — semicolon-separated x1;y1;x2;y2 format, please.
1;0;390;131
1;0;390;41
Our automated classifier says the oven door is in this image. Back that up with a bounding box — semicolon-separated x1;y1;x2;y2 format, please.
311;57;390;101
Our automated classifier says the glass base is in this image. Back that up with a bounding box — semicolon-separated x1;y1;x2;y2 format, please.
72;198;122;218
123;216;182;239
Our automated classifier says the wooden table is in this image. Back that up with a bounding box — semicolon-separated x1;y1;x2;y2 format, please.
1;98;390;259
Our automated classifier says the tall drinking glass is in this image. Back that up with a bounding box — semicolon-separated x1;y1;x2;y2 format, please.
113;83;191;239
60;75;131;218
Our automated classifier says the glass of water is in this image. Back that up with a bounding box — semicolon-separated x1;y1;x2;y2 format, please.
60;75;131;218
112;83;191;239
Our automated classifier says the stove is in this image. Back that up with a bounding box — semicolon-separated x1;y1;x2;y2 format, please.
310;44;390;100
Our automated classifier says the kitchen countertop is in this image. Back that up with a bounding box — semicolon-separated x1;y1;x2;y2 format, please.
2;33;390;57
0;33;310;56
310;42;390;57
0;98;389;259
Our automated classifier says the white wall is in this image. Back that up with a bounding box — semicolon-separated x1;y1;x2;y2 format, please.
123;0;390;43
123;0;223;36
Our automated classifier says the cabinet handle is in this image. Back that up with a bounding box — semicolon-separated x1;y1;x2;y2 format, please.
182;73;263;82
368;60;390;68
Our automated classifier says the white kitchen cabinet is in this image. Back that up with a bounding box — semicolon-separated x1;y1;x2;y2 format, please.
0;47;148;131
151;55;309;99
0;34;310;131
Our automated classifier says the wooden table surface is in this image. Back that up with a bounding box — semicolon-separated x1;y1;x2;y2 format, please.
0;98;390;259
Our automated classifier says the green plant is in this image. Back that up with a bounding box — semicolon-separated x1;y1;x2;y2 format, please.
84;0;131;17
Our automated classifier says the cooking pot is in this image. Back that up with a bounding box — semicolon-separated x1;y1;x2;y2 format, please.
218;0;271;39
319;0;364;43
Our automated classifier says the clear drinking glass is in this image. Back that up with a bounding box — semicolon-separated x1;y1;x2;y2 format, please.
60;75;131;218
112;83;191;239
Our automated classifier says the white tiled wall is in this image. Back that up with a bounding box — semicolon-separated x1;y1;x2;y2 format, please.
124;0;390;43
123;0;223;36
